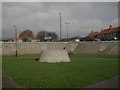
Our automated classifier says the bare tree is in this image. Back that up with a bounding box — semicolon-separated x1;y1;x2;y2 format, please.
36;30;58;41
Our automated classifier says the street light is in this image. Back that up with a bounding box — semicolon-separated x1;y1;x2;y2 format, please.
14;25;18;57
65;22;70;41
59;12;62;41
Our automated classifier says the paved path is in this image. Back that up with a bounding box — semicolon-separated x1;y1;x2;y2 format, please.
71;57;118;60
18;56;118;60
2;71;22;88
0;69;2;89
86;76;119;88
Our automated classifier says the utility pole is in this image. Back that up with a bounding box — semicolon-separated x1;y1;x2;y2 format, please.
59;12;62;41
65;22;70;41
14;25;18;57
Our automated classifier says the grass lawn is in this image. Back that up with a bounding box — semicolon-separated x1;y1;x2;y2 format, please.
2;54;119;88
17;54;40;57
0;55;2;68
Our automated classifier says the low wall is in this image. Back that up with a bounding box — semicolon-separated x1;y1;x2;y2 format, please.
2;42;77;55
1;41;119;55
74;41;119;55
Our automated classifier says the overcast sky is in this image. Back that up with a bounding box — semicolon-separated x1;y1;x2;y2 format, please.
2;1;118;39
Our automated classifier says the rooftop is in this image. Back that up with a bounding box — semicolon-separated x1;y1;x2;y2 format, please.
87;26;120;37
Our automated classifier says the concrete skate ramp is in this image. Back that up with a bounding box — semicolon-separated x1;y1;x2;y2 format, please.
2;42;72;55
46;42;70;50
74;41;119;55
2;41;119;55
39;50;71;63
39;43;71;63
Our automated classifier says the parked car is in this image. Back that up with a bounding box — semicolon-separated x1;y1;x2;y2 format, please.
80;37;95;41
94;38;101;41
113;37;120;41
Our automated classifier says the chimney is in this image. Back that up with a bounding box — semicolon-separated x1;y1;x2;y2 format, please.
109;25;112;29
91;30;94;33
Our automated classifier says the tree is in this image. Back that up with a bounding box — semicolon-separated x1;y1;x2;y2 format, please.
36;30;58;41
19;30;34;42
50;32;58;41
35;30;46;41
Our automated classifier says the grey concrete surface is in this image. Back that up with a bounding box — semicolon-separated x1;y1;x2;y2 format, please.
18;56;118;60
74;41;119;55
0;70;1;89
2;71;22;88
86;76;119;88
39;43;71;62
2;42;77;55
71;57;118;60
2;41;119;55
39;50;71;63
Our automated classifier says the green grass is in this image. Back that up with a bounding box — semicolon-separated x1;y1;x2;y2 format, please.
3;54;118;88
18;54;40;57
71;54;119;58
0;55;2;68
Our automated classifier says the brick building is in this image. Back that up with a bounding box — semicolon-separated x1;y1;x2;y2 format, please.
87;25;120;41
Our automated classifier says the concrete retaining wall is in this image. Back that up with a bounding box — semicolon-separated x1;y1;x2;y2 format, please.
2;42;76;55
74;41;119;55
1;41;119;55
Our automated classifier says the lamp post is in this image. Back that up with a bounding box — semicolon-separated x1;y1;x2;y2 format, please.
65;22;70;41
59;12;62;41
14;25;18;57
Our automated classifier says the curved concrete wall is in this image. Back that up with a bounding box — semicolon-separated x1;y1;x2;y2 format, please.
74;41;119;55
2;42;75;55
2;41;119;55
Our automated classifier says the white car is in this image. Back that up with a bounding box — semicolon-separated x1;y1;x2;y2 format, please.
75;39;80;42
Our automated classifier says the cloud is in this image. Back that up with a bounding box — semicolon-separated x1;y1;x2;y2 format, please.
2;2;118;39
2;0;119;2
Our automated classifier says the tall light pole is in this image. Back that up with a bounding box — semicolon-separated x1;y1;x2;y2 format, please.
59;12;62;41
65;22;70;41
14;25;18;57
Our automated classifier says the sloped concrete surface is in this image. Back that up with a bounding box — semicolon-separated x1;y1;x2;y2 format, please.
39;42;71;63
2;41;119;55
86;76;119;88
39;50;71;63
0;69;1;89
74;41;119;55
2;71;22;88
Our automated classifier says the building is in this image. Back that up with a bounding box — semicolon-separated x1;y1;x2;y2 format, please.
86;25;120;41
11;36;38;42
10;37;23;42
